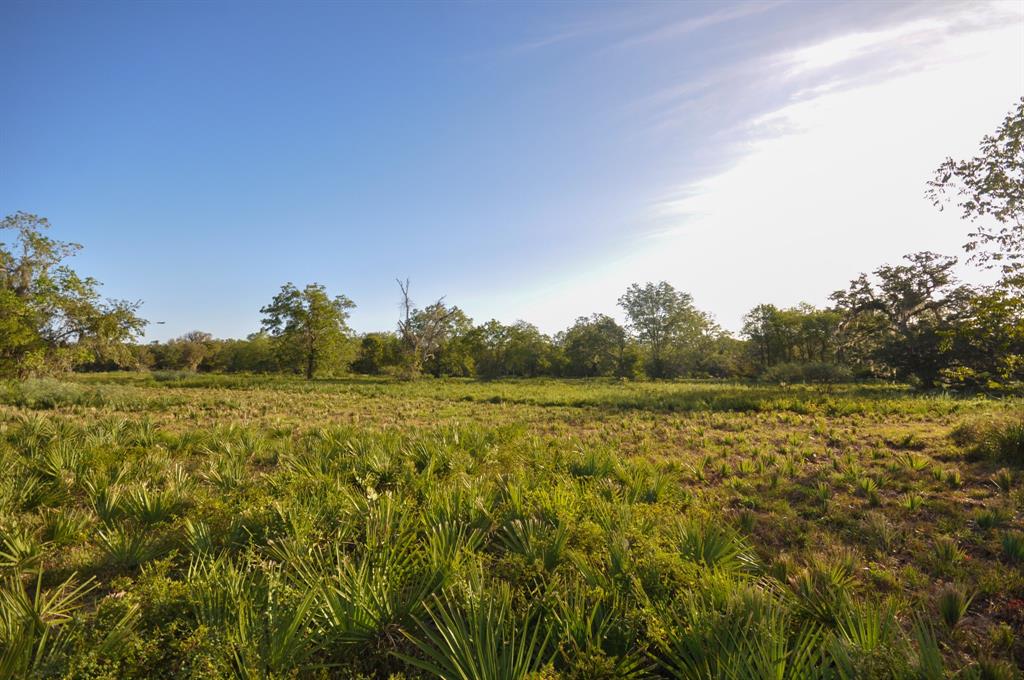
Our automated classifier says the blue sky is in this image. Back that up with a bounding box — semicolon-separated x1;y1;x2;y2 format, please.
2;1;1021;341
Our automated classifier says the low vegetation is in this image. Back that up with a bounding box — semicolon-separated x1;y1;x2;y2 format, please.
0;375;1022;678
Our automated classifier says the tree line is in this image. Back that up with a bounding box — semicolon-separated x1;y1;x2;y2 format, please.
3;98;1022;389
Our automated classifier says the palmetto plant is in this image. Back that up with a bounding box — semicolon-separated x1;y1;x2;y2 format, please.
42;508;92;547
675;521;758;573
898;492;923;512
569;447;617;479
126;484;182;525
619;462;669;504
183;518;215;556
188;555;318;679
290;504;463;653
397;580;554;680
0;571;92;678
897;452;930;472
548;585;650;678
203;452;249;492
497;517;568;572
0;527;45;574
789;557;855;626
85;478;125;525
659;576;828;680
97;523;158;569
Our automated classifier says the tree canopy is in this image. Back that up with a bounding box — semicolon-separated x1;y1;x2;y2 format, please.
0;212;145;378
929;97;1024;283
260;282;355;379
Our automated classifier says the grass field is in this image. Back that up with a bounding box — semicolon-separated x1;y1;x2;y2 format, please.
1;374;1023;678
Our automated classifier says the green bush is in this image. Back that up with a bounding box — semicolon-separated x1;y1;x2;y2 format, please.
760;362;853;384
952;417;1024;465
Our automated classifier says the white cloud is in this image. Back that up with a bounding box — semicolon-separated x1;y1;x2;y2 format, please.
781;18;947;75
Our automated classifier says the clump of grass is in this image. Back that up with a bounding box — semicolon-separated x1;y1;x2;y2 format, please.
931;536;965;574
1002;533;1024;564
991;467;1013;493
975;507;1011;531
865;512;899;554
944;468;964;488
952;417;1024;465
969;658;1018;680
936;585;973;630
889;433;926;451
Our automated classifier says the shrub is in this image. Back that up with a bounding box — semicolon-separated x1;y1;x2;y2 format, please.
760;362;853;384
952;418;1024;465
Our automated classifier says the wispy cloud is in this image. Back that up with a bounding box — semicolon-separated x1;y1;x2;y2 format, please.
505;1;785;55
613;1;787;50
781;18;946;75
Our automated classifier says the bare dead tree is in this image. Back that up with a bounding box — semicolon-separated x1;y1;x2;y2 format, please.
396;278;458;378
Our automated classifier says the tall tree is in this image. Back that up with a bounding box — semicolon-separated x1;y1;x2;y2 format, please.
0;212;145;378
260;282;355;379
395;279;459;379
928;98;1024;284
831;252;973;388
617;281;712;378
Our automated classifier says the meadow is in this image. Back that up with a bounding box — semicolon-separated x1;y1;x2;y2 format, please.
1;374;1023;679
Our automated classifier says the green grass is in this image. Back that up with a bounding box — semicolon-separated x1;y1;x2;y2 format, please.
0;373;1022;677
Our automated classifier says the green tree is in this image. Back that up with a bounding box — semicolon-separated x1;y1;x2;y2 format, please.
352;332;402;375
831;252;973;388
155;331;214;371
941;288;1024;389
558;314;638;377
742;303;840;372
929;98;1024;284
471;320;554;378
260;282;355;379
0;212;145;378
617;281;714;378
